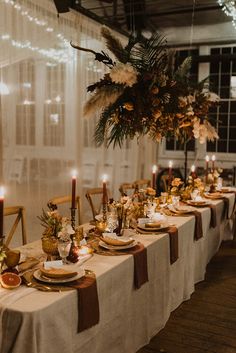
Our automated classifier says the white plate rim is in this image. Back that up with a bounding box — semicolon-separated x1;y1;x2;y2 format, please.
186;200;209;206
137;223;170;231
99;240;137;250
33;269;85;283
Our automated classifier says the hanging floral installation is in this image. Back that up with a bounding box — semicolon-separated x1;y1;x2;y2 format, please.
71;27;219;147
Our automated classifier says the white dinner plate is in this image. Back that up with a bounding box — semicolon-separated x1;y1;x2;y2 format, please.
137;223;170;232
168;204;194;214
99;240;137;250
33;268;85;284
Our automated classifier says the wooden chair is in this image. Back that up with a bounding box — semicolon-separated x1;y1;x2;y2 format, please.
85;187;109;220
4;206;27;247
133;179;151;190
47;195;81;226
119;182;135;196
160;175;170;192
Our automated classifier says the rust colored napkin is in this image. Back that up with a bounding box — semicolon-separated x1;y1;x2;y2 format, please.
223;197;230;220
192;210;203;240
128;243;148;289
69;275;100;333
208;204;217;228
167;227;179;264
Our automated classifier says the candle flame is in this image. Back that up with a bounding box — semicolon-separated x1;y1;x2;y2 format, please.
168;161;173;168
71;169;78;178
205;155;210;162
0;186;5;199
211;155;216;161
102;174;108;183
152;165;157;173
191;165;195;173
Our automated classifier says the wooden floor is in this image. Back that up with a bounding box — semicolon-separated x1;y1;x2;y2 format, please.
138;241;236;353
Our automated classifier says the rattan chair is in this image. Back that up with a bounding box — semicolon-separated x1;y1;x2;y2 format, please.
47;195;81;226
85;187;110;220
4;206;27;247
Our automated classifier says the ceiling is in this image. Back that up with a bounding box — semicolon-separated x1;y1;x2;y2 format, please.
70;0;229;35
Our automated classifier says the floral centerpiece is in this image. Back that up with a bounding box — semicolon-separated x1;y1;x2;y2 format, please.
182;177;205;200
38;209;74;257
170;178;184;196
71;27;219;147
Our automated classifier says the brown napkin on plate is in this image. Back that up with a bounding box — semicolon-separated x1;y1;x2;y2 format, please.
192;210;203;240
128;243;148;289
68;275;100;333
167;227;179;264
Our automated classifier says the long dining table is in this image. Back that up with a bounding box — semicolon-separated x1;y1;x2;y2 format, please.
0;193;235;353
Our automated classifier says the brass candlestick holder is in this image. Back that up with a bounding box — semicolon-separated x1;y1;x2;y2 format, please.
70;207;76;230
102;202;107;222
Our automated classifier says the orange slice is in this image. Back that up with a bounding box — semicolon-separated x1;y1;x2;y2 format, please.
0;272;21;289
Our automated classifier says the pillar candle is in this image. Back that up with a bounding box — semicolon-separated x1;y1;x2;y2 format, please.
0;187;4;241
152;165;157;189
71;174;76;209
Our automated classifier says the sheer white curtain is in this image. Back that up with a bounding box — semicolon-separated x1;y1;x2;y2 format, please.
0;0;157;245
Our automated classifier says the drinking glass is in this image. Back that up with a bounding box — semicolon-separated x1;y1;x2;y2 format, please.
172;196;180;207
57;239;71;264
106;212;118;232
191;189;199;201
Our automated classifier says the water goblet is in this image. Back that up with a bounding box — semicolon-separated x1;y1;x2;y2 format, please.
57;239;71;264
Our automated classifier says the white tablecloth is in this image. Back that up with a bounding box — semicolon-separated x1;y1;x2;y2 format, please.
0;194;235;353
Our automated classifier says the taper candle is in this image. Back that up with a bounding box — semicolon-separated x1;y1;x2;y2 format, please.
0;187;4;241
152;165;158;189
205;155;210;183
191;165;196;179
102;175;108;204
168;161;173;188
212;155;216;172
71;173;76;209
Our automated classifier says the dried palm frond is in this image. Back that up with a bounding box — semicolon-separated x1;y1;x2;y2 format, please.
83;85;124;117
101;26;125;63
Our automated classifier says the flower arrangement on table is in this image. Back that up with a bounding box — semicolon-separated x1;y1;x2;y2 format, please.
71;26;219;147
38;209;75;257
181;177;205;200
170;178;184;196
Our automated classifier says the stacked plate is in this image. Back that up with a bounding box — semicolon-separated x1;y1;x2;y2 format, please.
187;200;209;207
99;234;137;250
34;266;85;284
168;204;194;214
204;192;224;200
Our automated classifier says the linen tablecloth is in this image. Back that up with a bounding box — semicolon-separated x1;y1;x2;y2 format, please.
0;193;235;353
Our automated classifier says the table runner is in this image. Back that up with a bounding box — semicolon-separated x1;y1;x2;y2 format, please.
223;197;230;220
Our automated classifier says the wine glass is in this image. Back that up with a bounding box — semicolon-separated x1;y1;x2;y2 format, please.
57;239;71;264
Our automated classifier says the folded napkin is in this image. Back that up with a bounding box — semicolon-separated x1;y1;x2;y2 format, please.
167;227;179;264
192;210;203;240
208;204;217;228
128;243;148;289
68;274;100;333
18;257;40;273
223;197;230;220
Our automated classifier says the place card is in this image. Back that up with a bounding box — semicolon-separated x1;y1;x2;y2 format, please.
44;260;63;269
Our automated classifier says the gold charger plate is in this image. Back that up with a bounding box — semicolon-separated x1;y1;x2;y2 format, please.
187;200;209;207
204;193;224;200
137;224;170;233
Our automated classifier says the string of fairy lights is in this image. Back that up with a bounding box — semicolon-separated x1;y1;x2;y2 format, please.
1;0;76;63
218;0;236;29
